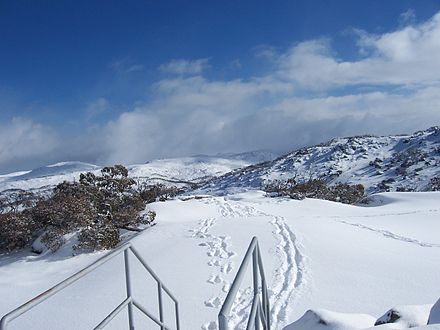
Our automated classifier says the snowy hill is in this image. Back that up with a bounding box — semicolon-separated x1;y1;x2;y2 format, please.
0;151;278;193
197;127;440;195
128;151;278;187
1;191;439;329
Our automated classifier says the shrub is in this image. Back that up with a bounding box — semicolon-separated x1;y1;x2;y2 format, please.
0;212;39;251
0;189;39;214
331;183;364;204
264;178;365;204
76;216;120;251
428;177;440;191
0;165;157;253
138;183;181;203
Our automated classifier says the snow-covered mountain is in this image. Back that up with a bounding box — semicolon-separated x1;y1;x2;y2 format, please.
197;127;440;195
0;151;278;193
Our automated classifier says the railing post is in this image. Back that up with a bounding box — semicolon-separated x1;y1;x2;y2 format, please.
219;237;270;330
252;247;259;297
158;283;164;330
263;286;270;330
175;302;180;330
219;312;228;330
255;305;261;330
124;249;135;330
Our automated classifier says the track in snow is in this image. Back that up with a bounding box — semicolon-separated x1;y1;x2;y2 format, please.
335;220;440;248
199;197;307;329
268;215;306;329
189;215;237;330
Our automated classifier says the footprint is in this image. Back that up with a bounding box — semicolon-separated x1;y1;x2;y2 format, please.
208;259;221;266
221;262;233;274
222;282;231;293
227;251;236;258
204;297;222;308
207;275;222;284
201;321;218;330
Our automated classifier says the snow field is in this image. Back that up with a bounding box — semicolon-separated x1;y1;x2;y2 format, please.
0;191;440;329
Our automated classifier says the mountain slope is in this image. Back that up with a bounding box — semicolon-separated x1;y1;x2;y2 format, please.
196;127;440;195
0;151;278;193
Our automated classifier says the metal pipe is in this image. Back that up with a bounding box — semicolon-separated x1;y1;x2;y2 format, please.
219;237;258;321
129;246;178;302
132;300;172;330
175;302;180;330
218;236;271;330
258;303;267;330
246;295;259;330
1;241;181;330
257;243;270;329
158;283;164;330
124;249;135;330
255;302;261;330
252;248;259;297
94;297;132;330
0;243;131;329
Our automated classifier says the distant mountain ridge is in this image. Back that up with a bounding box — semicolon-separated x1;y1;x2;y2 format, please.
0;151;278;193
196;127;440;195
1;129;439;196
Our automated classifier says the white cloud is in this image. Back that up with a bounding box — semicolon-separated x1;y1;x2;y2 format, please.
400;9;416;25
158;58;210;75
3;11;440;172
85;98;109;120
0;118;59;172
277;12;440;89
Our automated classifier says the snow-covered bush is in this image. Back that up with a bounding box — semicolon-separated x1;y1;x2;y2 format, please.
264;179;364;204
427;177;440;191
328;183;365;204
0;165;157;253
0;212;39;251
76;217;120;251
0;189;39;214
138;183;181;203
375;304;432;327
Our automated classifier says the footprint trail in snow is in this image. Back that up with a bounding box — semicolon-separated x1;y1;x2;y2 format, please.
196;197;308;330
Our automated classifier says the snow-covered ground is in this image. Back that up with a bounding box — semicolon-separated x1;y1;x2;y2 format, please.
1;191;439;329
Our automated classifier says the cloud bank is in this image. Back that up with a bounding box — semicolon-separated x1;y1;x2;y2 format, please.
1;12;440;172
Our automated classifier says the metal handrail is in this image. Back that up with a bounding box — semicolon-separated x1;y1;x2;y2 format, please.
0;242;180;330
218;236;270;330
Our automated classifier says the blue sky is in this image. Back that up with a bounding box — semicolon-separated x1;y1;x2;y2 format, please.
1;1;440;173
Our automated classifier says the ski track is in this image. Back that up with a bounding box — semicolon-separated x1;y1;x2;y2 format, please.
199;197;307;329
336;220;440;248
322;208;439;220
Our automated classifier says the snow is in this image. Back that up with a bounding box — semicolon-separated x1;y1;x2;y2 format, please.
197;127;440;195
283;309;376;329
375;304;432;328
1;191;440;329
0;151;277;194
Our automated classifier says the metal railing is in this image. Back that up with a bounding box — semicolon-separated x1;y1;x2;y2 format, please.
0;242;180;330
218;236;270;330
